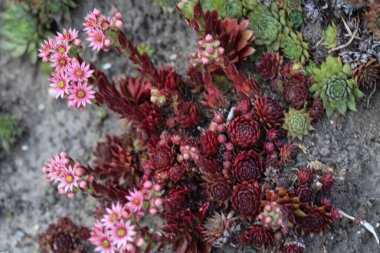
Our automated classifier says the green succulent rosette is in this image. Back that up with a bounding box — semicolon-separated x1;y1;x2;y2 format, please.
0;115;22;153
280;30;309;63
309;56;364;117
323;22;338;49
287;10;305;30
248;3;285;51
283;108;313;140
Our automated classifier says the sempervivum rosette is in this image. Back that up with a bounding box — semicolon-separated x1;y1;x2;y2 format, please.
309;56;364;117
228;115;261;148
163;185;191;212
232;150;263;183
300;207;333;235
240;224;275;249
202;172;232;207
200;131;219;157
254;97;284;128
231;181;261;219
283;108;313;140
284;74;309;109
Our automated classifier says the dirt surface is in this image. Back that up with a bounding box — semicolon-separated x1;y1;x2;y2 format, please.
0;0;379;253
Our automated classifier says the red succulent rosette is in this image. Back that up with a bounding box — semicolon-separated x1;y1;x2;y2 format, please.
168;164;186;183
320;173;335;193
202;172;232;207
282;241;305;253
257;51;283;81
174;101;199;127
296;184;315;203
254;97;284;128
231;181;261;219
232;150;263;182
284;74;309;109
228;115;261;148
297;168;313;185
164;185;191;212
309;98;325;121
151;145;174;171
200;131;219;157
240;224;275;249
300;207;332;234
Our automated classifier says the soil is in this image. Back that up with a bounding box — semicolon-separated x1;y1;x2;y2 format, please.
0;0;379;253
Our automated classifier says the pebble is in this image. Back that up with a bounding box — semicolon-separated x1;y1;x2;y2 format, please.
15;230;25;238
38;104;45;111
320;147;330;156
102;63;112;70
21;145;28;151
169;54;177;60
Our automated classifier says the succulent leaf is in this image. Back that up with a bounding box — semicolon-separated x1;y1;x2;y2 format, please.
323;22;338;49
0;115;22;153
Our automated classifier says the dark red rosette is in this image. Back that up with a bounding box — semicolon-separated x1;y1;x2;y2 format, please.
202;172;232;206
255;97;284;128
232;150;263;182
240;224;275;249
297;168;313;185
151;145;174;171
320;173;335;193
200;131;219;157
284;74;309;109
296;184;315;203
257;51;283;81
231;181;261;219
175;101;199;127
309;99;325;121
228;116;261;148
164;186;191;212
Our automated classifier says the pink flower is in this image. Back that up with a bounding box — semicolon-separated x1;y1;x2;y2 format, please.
50;71;70;98
50;54;71;70
68;82;95;109
87;29;106;51
52;40;71;55
84;10;100;32
38;38;56;62
57;165;79;193
42;152;69;183
110;220;136;251
92;232;116;253
67;59;94;82
56;28;79;42
101;202;123;228
126;189;144;213
99;17;112;30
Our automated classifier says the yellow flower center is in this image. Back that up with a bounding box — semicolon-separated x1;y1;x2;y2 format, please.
77;91;85;98
111;214;117;221
102;239;110;247
76;70;84;77
60;59;66;66
96;35;102;42
117;228;126;237
133;198;140;205
58;80;65;88
65;175;73;183
58;46;65;53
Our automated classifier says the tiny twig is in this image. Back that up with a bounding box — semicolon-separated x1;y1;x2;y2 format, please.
367;85;377;108
314;33;325;49
339;209;380;245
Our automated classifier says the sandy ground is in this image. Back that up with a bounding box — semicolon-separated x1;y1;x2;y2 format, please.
0;0;379;252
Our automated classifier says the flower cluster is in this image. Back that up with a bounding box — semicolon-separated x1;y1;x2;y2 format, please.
84;8;124;51
89;185;162;253
42;152;92;198
39;4;345;253
38;29;95;110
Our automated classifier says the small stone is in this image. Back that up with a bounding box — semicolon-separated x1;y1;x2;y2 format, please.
15;230;25;238
169;54;177;60
21;145;28;151
38;104;45;111
102;63;112;70
320;147;330;156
